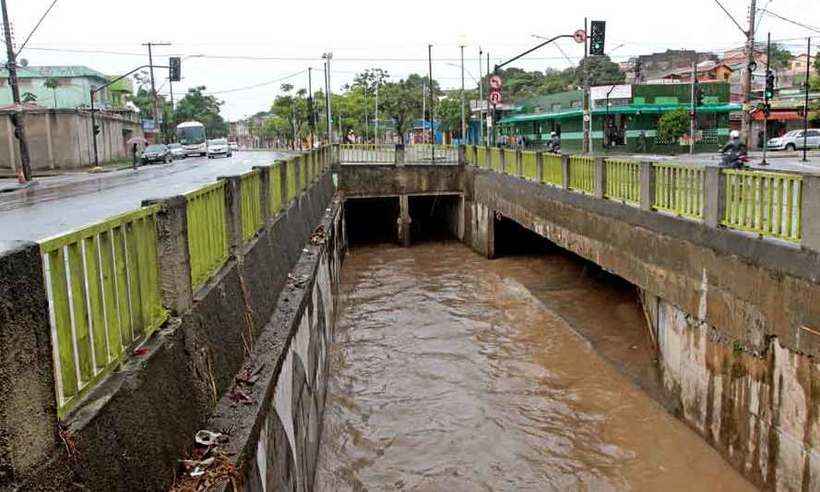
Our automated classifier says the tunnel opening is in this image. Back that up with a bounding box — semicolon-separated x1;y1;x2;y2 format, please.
408;194;460;243
491;213;667;408
344;197;400;246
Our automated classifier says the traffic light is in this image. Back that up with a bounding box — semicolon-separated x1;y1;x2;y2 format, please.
694;81;704;107
764;70;775;101
589;21;606;56
169;57;181;82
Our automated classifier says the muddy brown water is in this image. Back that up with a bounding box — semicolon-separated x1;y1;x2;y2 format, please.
316;241;754;491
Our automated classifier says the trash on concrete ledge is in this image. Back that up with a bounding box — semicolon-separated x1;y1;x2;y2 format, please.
194;430;222;447
310;224;327;245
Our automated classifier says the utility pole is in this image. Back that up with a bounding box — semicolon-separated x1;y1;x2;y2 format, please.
1;0;31;182
690;59;697;155
460;44;466;144
487;52;491;146
142;42;171;140
428;44;434;162
741;0;757;147
582;17;591;154
802;38;811;162
322;52;333;143
478;47;484;146
307;67;315;148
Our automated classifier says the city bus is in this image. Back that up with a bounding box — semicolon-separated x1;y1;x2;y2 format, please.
175;121;207;157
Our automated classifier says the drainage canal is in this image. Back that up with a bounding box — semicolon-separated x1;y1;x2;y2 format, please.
317;211;753;489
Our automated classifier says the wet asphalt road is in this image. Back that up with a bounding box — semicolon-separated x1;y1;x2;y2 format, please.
0;151;287;244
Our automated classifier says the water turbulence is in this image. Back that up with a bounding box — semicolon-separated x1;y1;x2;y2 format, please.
317;206;753;490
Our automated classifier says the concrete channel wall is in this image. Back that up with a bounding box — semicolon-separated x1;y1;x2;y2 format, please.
463;166;820;490
335;159;820;490
0;168;337;490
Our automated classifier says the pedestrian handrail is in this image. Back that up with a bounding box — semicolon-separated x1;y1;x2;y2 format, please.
270;162;283;215
490;148;503;172
542;153;563;186
722;169;802;242
503;149;517;175
286;157;297;202
186;182;229;291
405;144;459;164
476;146;487;168
569;156;595;194
522;151;538;181
339;144;395;163
40;206;168;417
605;159;641;205
240;170;263;241
653;163;705;219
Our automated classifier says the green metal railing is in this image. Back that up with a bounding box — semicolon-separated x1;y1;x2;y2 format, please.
653;163;704;219
605;159;641;205
722;169;802;242
542;153;563;186
339;144;395;163
240;171;263;241
503;149;517;175
186;182;229;291
569;156;594;194
270;163;283;215
40;206;168;417
521;151;537;181
476;146;487;168
286;157;297;202
490;148;502;172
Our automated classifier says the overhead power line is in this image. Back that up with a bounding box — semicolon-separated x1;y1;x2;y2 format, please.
758;8;820;34
205;69;306;95
17;0;58;54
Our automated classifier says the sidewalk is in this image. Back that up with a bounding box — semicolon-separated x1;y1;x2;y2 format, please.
611;150;820;174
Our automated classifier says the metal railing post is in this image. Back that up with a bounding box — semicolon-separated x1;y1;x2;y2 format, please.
458;144;466;166
516;149;523;177
396;143;405;166
500;148;507;174
536;152;544;182
219;175;243;254
253;165;272;223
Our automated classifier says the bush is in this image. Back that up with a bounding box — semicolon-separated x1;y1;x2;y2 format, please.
657;108;690;143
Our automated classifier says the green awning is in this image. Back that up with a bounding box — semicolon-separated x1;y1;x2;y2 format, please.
500;103;741;124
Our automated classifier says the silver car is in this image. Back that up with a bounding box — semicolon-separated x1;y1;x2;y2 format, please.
167;143;186;160
767;129;820;151
207;138;233;159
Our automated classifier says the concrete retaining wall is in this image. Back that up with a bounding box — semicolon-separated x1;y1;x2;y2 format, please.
4;172;336;490
462;166;820;490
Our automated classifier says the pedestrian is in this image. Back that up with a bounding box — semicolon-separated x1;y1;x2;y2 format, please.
131;142;139;169
638;129;647;153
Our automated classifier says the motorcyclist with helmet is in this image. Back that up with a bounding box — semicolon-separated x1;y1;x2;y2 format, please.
720;130;748;169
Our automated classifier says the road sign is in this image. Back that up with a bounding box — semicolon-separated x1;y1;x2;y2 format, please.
489;91;502;106
489;75;503;90
573;29;587;44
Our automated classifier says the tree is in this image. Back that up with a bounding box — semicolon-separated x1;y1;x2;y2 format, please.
768;43;794;70
380;75;428;140
173;86;228;137
814;53;820;77
44;77;59;108
436;96;464;139
574;55;625;87
657;108;690;143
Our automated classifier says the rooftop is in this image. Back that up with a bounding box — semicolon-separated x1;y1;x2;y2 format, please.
0;65;110;81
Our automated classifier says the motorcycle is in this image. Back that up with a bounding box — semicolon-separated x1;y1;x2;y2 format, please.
720;148;750;169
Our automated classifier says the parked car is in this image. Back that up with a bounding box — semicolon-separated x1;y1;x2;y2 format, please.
767;129;820;151
141;144;173;164
229;141;239;152
207;138;232;158
167;143;186;160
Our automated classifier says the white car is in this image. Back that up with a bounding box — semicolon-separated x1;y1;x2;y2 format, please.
207;138;233;158
167;143;186;160
767;129;820;151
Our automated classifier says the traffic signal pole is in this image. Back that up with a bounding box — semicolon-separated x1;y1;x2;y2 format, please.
690;60;697;155
762;32;771;166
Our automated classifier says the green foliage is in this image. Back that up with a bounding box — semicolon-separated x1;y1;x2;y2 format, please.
657;108;690;142
21;92;37;103
768;43;794;70
436;96;465;137
487;67;575;102
574;55;625;87
815;54;820;76
173;86;228;138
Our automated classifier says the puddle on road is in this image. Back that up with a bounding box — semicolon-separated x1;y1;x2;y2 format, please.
316;242;753;491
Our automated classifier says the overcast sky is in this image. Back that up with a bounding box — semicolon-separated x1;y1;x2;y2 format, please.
8;0;819;120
